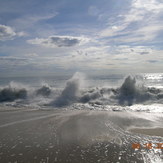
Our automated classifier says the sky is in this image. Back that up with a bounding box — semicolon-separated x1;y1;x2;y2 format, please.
0;0;163;76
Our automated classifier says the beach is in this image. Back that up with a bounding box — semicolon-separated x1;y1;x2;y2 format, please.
130;128;163;137
0;106;163;163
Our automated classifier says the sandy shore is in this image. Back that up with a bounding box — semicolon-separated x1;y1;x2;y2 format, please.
0;107;163;162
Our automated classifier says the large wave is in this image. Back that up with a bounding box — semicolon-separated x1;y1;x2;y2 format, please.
0;82;53;103
0;74;163;109
52;72;85;107
82;75;163;106
51;74;163;107
36;84;52;97
0;82;28;102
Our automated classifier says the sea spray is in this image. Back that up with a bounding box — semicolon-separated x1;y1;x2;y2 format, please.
80;88;102;103
0;74;163;108
118;76;137;105
53;72;85;106
79;75;163;106
52;74;163;107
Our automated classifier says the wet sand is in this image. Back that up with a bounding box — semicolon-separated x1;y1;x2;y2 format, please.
0;107;163;162
129;128;163;137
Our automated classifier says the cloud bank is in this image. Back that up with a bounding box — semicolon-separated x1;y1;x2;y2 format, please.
27;35;89;48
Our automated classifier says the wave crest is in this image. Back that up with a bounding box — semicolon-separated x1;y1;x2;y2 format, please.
0;74;163;108
0;86;27;102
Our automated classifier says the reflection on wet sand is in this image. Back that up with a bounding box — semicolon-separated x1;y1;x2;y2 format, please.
0;109;163;162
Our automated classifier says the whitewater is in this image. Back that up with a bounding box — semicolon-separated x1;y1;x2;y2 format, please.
0;73;163;112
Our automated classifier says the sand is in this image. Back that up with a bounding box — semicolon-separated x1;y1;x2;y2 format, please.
0;107;163;162
129;127;163;137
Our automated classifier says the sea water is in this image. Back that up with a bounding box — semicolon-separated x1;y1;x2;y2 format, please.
0;73;163;111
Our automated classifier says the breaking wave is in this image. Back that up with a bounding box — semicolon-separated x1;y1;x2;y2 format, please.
97;75;162;106
0;82;54;104
0;82;28;102
0;74;163;111
51;74;163;107
51;72;84;107
36;84;52;97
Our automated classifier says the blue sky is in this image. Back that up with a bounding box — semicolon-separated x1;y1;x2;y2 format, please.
0;0;163;76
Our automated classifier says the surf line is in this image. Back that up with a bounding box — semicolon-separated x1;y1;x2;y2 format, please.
0;113;58;128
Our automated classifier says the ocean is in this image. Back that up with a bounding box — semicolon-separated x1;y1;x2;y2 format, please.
0;73;163;111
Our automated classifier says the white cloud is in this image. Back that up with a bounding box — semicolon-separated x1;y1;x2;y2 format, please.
133;0;163;13
99;0;163;44
24;53;38;57
112;24;163;44
125;0;163;23
124;9;145;23
10;13;58;31
100;24;128;37
59;45;163;71
0;24;25;41
0;25;16;41
27;35;90;48
27;13;57;22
